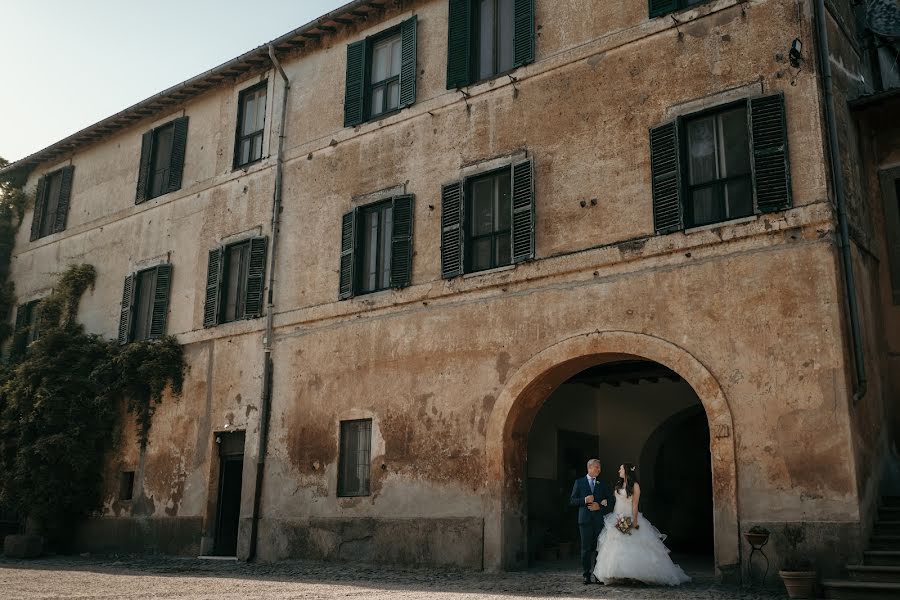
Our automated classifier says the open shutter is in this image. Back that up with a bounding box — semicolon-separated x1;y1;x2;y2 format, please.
149;264;172;339
118;274;135;345
14;303;28;333
53;166;75;234
750;93;792;213
441;181;465;278
513;0;535;67
649;0;679;18
399;16;418;108
344;40;368;127
167;116;189;193
339;210;357;299
446;0;473;89
650;121;683;234
244;237;268;318
511;158;535;263
390;195;414;288
204;247;224;327
30;176;48;241
135;130;154;203
12;303;29;356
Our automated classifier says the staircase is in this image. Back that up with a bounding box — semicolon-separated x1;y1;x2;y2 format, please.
823;496;900;599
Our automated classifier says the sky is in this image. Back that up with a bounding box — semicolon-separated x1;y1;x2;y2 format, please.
0;0;349;163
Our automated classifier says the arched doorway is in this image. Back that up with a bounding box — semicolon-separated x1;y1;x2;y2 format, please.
483;331;739;581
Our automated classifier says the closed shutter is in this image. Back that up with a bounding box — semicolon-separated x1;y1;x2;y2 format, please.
244;236;268;318
390;195;414;288
513;0;535;67
649;0;679;18
118;274;135;345
204;247;224;327
149;264;172;339
167;116;189;193
135;130;154;204
344;40;368;127
54;165;75;233
399;16;418;109
749;93;792;213
650;121;683;234
446;0;473;89
339;210;357;299
511;158;535;263
30;176;48;241
441;181;465;278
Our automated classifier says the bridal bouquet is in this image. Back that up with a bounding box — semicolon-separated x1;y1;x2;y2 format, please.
614;516;633;535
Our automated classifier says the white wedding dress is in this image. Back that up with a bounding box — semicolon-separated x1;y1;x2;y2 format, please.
592;487;691;586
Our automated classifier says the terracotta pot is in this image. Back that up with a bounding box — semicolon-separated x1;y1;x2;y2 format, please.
743;532;769;546
779;570;816;599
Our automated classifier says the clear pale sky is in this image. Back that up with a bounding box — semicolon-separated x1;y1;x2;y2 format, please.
0;0;348;163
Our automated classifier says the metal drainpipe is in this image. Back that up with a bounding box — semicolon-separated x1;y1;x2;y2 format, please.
248;44;290;561
813;0;867;404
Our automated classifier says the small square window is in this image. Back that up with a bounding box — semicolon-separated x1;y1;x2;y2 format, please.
234;82;267;168
338;420;372;497
467;169;512;273
120;471;135;501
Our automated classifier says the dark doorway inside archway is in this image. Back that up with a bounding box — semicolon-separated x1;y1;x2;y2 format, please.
525;360;714;574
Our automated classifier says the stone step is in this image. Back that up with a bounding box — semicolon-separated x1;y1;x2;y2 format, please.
881;507;900;518
864;551;900;566
875;522;900;535
847;564;900;583
823;579;900;599
871;535;900;550
884;497;900;508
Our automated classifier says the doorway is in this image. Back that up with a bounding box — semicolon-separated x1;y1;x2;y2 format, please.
213;431;245;556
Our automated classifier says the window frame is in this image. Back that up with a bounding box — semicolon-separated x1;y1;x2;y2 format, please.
119;471;135;502
879;166;900;305
148;122;175;200
365;26;404;121
220;240;252;324
465;166;513;274
337;419;373;498
130;266;160;342
20;299;42;345
472;0;516;84
651;0;713;19
680;100;754;229
355;199;395;296
233;80;268;169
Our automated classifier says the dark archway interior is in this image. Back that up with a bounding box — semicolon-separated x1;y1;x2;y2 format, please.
525;360;714;568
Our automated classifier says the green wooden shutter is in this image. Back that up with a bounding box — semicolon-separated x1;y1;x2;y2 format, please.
167;116;189;193
447;0;473;89
14;303;28;333
441;181;465;278
149;264;172;339
53;165;75;234
513;0;535;67
344;40;368;127
649;0;679;18
30;176;48;241
204;247;224;327
650;121;683;234
244;236;268;318
12;303;29;356
750;93;792;213
511;158;535;263
136;130;154;203
390;195;414;288
118;274;135;345
339;210;357;299
399;16;418;109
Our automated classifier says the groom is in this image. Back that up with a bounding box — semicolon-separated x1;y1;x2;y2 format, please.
569;458;615;584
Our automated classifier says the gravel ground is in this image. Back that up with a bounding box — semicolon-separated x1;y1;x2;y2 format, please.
0;555;789;600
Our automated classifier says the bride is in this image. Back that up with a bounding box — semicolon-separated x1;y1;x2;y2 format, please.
592;463;691;586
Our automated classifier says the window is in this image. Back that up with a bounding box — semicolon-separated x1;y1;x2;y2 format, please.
13;299;42;354
649;0;710;19
441;158;535;278
203;237;268;327
338;419;372;497
120;471;135;501
29;166;74;242
339;196;414;299
234;82;267;168
446;0;534;89
684;105;752;228
136;116;189;203
118;264;172;344
344;17;418;127
650;94;792;234
879;168;900;304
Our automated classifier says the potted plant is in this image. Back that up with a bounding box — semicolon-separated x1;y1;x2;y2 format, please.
744;525;770;547
778;524;815;599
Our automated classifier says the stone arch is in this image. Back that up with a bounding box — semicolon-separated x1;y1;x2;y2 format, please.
482;330;739;579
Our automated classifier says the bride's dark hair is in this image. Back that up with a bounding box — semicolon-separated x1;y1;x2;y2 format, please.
615;463;639;498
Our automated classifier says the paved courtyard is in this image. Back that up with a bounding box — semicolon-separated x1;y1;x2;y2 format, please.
0;555;790;600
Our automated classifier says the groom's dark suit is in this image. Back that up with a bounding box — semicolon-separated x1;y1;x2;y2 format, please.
569;475;615;579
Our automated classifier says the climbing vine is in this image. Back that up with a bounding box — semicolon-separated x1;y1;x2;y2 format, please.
0;157;29;347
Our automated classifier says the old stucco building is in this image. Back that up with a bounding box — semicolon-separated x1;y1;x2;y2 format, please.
4;0;900;586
